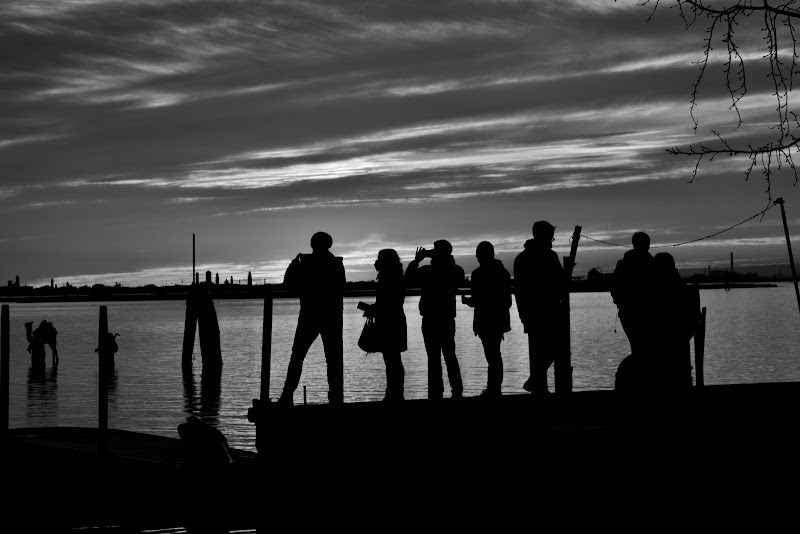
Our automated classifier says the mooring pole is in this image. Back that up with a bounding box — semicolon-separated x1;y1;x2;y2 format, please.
555;225;581;395
192;233;196;285
260;288;273;402
98;306;108;456
774;198;800;320
1;305;9;436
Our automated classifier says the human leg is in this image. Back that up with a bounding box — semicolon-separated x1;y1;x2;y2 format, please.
439;318;462;398
421;317;444;400
381;351;405;401
480;333;503;394
320;316;344;405
524;334;552;394
279;318;320;403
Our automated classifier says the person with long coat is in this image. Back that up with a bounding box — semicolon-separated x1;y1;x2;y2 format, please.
513;221;564;395
462;241;512;398
364;249;408;402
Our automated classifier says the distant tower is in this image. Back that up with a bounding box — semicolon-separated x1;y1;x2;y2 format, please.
14;275;19;288
230;276;233;285
50;278;54;288
205;271;212;285
247;272;252;286
195;273;199;285
215;273;219;285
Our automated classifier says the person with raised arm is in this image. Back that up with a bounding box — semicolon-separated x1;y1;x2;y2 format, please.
404;240;465;402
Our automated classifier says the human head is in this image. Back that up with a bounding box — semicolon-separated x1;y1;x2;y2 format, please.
631;232;650;251
310;231;333;252
532;221;556;242
433;239;453;257
476;241;494;264
375;248;400;271
654;252;675;272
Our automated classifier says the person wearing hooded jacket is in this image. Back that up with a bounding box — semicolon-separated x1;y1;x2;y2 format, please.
404;239;465;401
513;221;565;395
462;241;512;398
278;231;346;406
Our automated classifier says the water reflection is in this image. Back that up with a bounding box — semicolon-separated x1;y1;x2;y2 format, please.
182;368;222;426
27;365;58;424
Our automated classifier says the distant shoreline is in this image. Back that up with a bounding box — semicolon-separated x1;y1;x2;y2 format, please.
0;282;780;304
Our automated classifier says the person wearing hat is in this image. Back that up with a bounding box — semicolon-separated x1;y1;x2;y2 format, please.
513;221;564;395
277;231;346;406
404;239;466;401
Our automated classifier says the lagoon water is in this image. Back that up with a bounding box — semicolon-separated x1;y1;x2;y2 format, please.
6;285;800;451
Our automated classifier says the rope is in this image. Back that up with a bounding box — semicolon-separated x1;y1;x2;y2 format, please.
579;203;777;249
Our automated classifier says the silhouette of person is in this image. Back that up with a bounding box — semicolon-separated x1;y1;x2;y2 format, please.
651;252;695;390
405;239;465;401
514;221;564;394
363;249;407;403
610;232;655;358
25;321;47;371
278;232;346;406
462;241;512;399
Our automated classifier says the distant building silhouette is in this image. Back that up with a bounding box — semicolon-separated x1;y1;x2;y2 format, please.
205;271;212;285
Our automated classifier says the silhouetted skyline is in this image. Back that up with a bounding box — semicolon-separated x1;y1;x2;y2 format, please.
2;1;799;288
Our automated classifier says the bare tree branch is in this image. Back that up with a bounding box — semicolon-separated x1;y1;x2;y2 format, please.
630;1;800;197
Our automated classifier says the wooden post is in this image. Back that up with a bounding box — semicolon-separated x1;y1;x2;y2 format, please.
774;198;800;320
98;306;108;456
694;307;707;387
555;225;581;395
1;305;9;436
260;288;273;402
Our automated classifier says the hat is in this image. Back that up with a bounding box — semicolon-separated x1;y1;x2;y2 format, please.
532;221;556;239
433;239;453;255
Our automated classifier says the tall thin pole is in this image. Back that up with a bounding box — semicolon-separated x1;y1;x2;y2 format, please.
555;225;581;395
774;198;800;319
192;233;196;286
260;288;273;401
1;305;9;436
98;306;108;456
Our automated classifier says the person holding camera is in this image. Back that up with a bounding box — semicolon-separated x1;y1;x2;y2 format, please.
277;231;346;406
461;241;512;399
361;249;407;403
404;239;465;402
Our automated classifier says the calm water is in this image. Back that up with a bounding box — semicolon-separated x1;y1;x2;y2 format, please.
5;285;800;451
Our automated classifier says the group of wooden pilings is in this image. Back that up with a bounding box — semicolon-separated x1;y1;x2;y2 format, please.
181;282;223;372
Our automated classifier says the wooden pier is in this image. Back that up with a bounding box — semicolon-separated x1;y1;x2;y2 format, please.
3;381;800;531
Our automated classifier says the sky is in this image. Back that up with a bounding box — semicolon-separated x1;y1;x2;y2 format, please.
3;0;800;287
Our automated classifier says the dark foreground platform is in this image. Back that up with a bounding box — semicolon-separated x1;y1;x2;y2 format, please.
4;382;800;532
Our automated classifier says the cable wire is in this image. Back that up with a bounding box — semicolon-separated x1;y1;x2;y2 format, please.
579;203;777;249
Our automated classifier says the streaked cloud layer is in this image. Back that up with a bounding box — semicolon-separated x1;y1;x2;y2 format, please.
2;0;798;286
